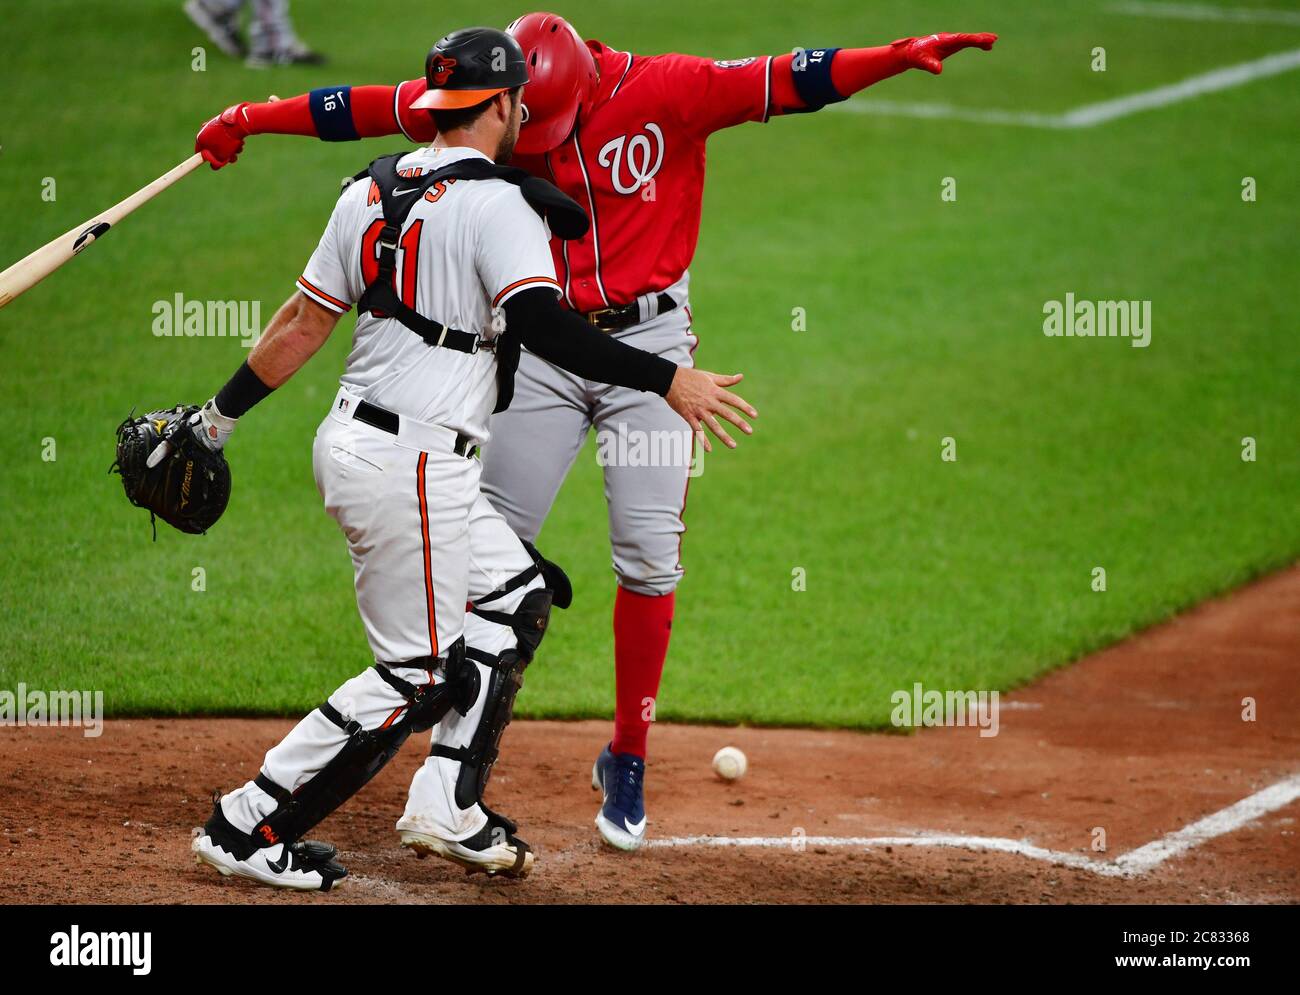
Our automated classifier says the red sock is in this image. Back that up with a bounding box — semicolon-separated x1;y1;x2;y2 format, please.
611;587;675;758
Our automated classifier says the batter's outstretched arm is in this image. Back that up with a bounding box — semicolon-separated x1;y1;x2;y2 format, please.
193;33;999;167
767;34;998;116
665;33;997;137
195;83;430;170
505;288;757;452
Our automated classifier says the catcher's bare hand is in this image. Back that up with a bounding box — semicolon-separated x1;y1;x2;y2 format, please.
664;369;757;453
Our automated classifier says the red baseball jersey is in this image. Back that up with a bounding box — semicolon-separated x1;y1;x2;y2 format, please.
394;42;774;313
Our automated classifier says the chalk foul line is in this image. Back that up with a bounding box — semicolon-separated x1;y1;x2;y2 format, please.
646;771;1300;878
831;47;1300;129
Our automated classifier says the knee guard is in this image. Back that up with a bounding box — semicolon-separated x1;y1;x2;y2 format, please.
467;539;567;654
472;540;572;621
253;638;475;847
522;539;572;610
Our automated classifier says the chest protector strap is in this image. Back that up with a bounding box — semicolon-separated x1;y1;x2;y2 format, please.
352;152;588;348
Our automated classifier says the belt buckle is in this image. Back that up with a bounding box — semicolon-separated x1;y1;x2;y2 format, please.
454;432;480;460
586;307;619;333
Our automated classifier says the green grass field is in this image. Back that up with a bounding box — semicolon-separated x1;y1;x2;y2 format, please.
1;0;1297;727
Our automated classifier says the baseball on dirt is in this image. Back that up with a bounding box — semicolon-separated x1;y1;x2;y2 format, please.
712;745;747;781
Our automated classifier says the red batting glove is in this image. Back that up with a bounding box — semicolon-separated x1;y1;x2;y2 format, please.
195;102;252;170
892;33;998;75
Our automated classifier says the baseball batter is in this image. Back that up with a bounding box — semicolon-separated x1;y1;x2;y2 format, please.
185;26;754;891
196;12;996;852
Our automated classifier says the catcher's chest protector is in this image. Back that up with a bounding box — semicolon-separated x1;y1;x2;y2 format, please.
351;152;589;413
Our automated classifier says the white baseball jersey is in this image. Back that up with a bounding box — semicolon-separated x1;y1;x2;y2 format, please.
295;145;561;442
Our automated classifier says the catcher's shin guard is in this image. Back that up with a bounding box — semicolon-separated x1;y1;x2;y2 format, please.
433;545;568;810
436;643;532;811
253;639;475;847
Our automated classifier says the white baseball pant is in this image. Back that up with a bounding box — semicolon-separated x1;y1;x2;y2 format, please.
221;389;542;842
481;277;699;596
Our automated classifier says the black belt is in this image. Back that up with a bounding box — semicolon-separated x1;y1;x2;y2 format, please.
583;293;676;333
354;399;477;458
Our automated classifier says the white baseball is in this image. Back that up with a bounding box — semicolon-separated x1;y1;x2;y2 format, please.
712;745;747;781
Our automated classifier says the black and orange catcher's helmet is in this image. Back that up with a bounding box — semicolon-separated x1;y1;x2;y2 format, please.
410;27;530;110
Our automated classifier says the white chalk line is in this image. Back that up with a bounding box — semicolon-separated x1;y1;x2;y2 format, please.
646;771;1300;879
1111;1;1300;28
832;46;1300;129
1064;45;1300;126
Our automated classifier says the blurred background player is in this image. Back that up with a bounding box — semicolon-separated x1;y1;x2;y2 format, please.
194;12;996;851
184;0;325;66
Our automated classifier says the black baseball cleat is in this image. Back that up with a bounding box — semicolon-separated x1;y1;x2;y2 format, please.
192;794;347;892
183;0;247;59
399;805;534;878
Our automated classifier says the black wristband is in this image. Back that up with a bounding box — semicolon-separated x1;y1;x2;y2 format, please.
214;361;274;419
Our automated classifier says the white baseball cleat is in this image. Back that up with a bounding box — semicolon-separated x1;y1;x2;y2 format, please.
398;807;534;878
192;834;348;892
191;795;347;892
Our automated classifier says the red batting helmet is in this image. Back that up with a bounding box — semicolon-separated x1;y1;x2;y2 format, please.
506;12;598;154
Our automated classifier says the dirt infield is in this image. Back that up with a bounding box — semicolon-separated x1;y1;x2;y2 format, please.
3;567;1298;904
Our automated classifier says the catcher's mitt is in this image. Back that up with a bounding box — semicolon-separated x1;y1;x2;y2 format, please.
111;405;231;537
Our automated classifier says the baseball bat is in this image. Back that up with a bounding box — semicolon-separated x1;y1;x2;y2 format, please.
0;152;205;311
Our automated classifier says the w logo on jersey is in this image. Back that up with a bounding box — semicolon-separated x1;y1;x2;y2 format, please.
597;123;665;196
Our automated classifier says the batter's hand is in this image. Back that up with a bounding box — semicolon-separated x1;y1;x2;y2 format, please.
665;370;756;453
196;102;252;169
892;32;998;75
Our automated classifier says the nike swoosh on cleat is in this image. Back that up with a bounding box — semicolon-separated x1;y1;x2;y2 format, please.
266;847;290;874
623;815;647;835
